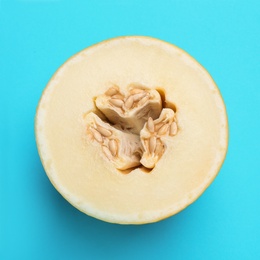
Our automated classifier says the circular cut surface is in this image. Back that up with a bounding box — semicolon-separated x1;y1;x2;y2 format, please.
35;36;228;224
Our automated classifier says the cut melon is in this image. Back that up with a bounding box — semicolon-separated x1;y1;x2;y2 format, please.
35;36;228;224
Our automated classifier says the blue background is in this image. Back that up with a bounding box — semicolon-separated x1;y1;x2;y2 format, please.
1;0;259;259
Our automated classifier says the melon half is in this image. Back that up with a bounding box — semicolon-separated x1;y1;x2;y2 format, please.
35;36;228;224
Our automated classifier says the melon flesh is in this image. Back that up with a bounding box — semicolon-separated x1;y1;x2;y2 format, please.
35;36;228;224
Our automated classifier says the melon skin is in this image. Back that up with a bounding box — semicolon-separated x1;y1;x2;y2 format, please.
35;36;228;224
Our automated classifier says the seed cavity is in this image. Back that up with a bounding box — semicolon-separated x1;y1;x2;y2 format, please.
140;108;177;169
85;85;178;172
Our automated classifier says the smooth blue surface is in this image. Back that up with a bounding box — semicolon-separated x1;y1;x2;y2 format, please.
1;0;259;259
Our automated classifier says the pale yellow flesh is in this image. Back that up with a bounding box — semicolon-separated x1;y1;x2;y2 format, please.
35;36;228;224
